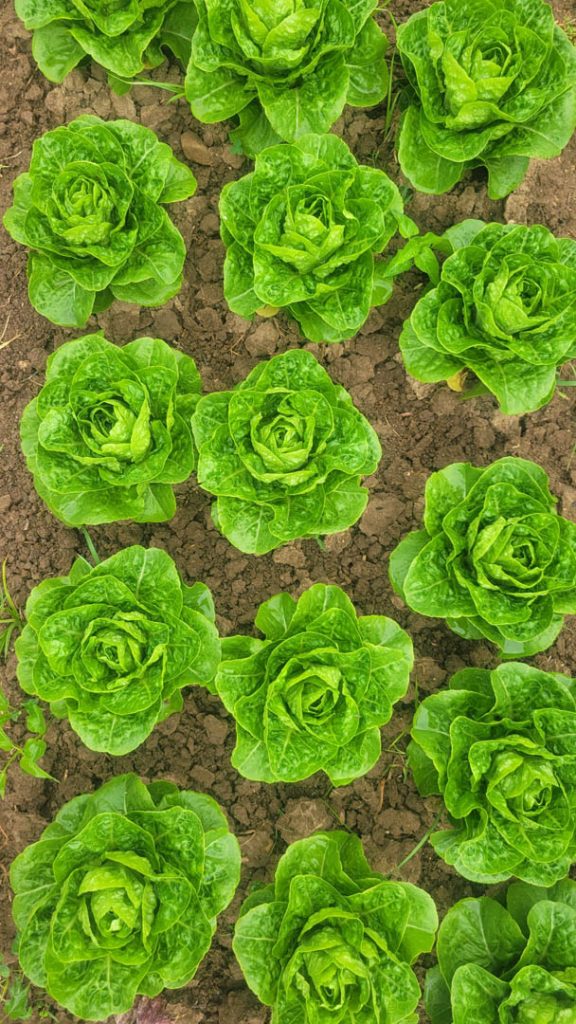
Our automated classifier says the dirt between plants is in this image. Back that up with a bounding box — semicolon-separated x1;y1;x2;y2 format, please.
1;2;576;1022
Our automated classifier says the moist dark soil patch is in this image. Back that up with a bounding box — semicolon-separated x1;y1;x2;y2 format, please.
1;3;575;1023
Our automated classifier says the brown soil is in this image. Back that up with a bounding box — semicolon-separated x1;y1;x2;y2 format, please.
1;3;575;1023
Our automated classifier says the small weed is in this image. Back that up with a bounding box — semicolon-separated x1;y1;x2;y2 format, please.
0;955;57;1021
0;561;24;661
0;693;55;797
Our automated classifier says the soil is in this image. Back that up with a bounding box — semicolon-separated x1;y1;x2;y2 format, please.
1;3;575;1023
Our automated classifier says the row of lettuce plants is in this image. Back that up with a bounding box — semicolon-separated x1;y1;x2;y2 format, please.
14;0;576;188
5;117;576;413
10;773;576;1021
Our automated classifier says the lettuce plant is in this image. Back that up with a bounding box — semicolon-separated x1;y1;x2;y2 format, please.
184;0;389;155
14;0;196;85
216;583;413;785
10;773;240;1020
400;221;576;415
396;0;576;199
191;349;381;555
408;662;576;885
234;830;438;1024
15;546;220;755
390;457;576;657
220;133;416;343
3;116;196;327
20;333;201;526
425;879;576;1024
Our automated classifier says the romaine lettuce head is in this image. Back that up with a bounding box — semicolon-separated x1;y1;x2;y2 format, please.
216;583;413;785
185;0;388;154
15;546;220;755
425;879;576;1024
14;0;197;84
400;222;576;415
191;348;382;554
220;133;415;343
234;830;438;1023
3;116;196;327
10;773;240;1020
390;457;576;657
20;333;201;526
409;663;576;885
397;0;576;198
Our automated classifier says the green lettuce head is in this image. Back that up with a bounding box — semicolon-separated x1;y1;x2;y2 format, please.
396;0;576;199
234;830;438;1024
15;546;220;755
425;879;576;1024
400;221;576;415
390;457;576;657
409;662;576;885
10;773;241;1020
3;116;197;327
191;349;381;555
215;583;413;785
185;0;388;155
20;333;201;527
220;133;416;343
14;0;196;85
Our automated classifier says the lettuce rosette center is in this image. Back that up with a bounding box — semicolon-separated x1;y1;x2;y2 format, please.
441;27;519;128
282;913;384;1020
269;655;359;748
64;855;164;955
268;185;347;274
510;992;576;1024
76;384;153;466
464;508;553;595
76;612;166;693
48;163;127;246
247;393;322;481
482;746;560;820
232;0;321;73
